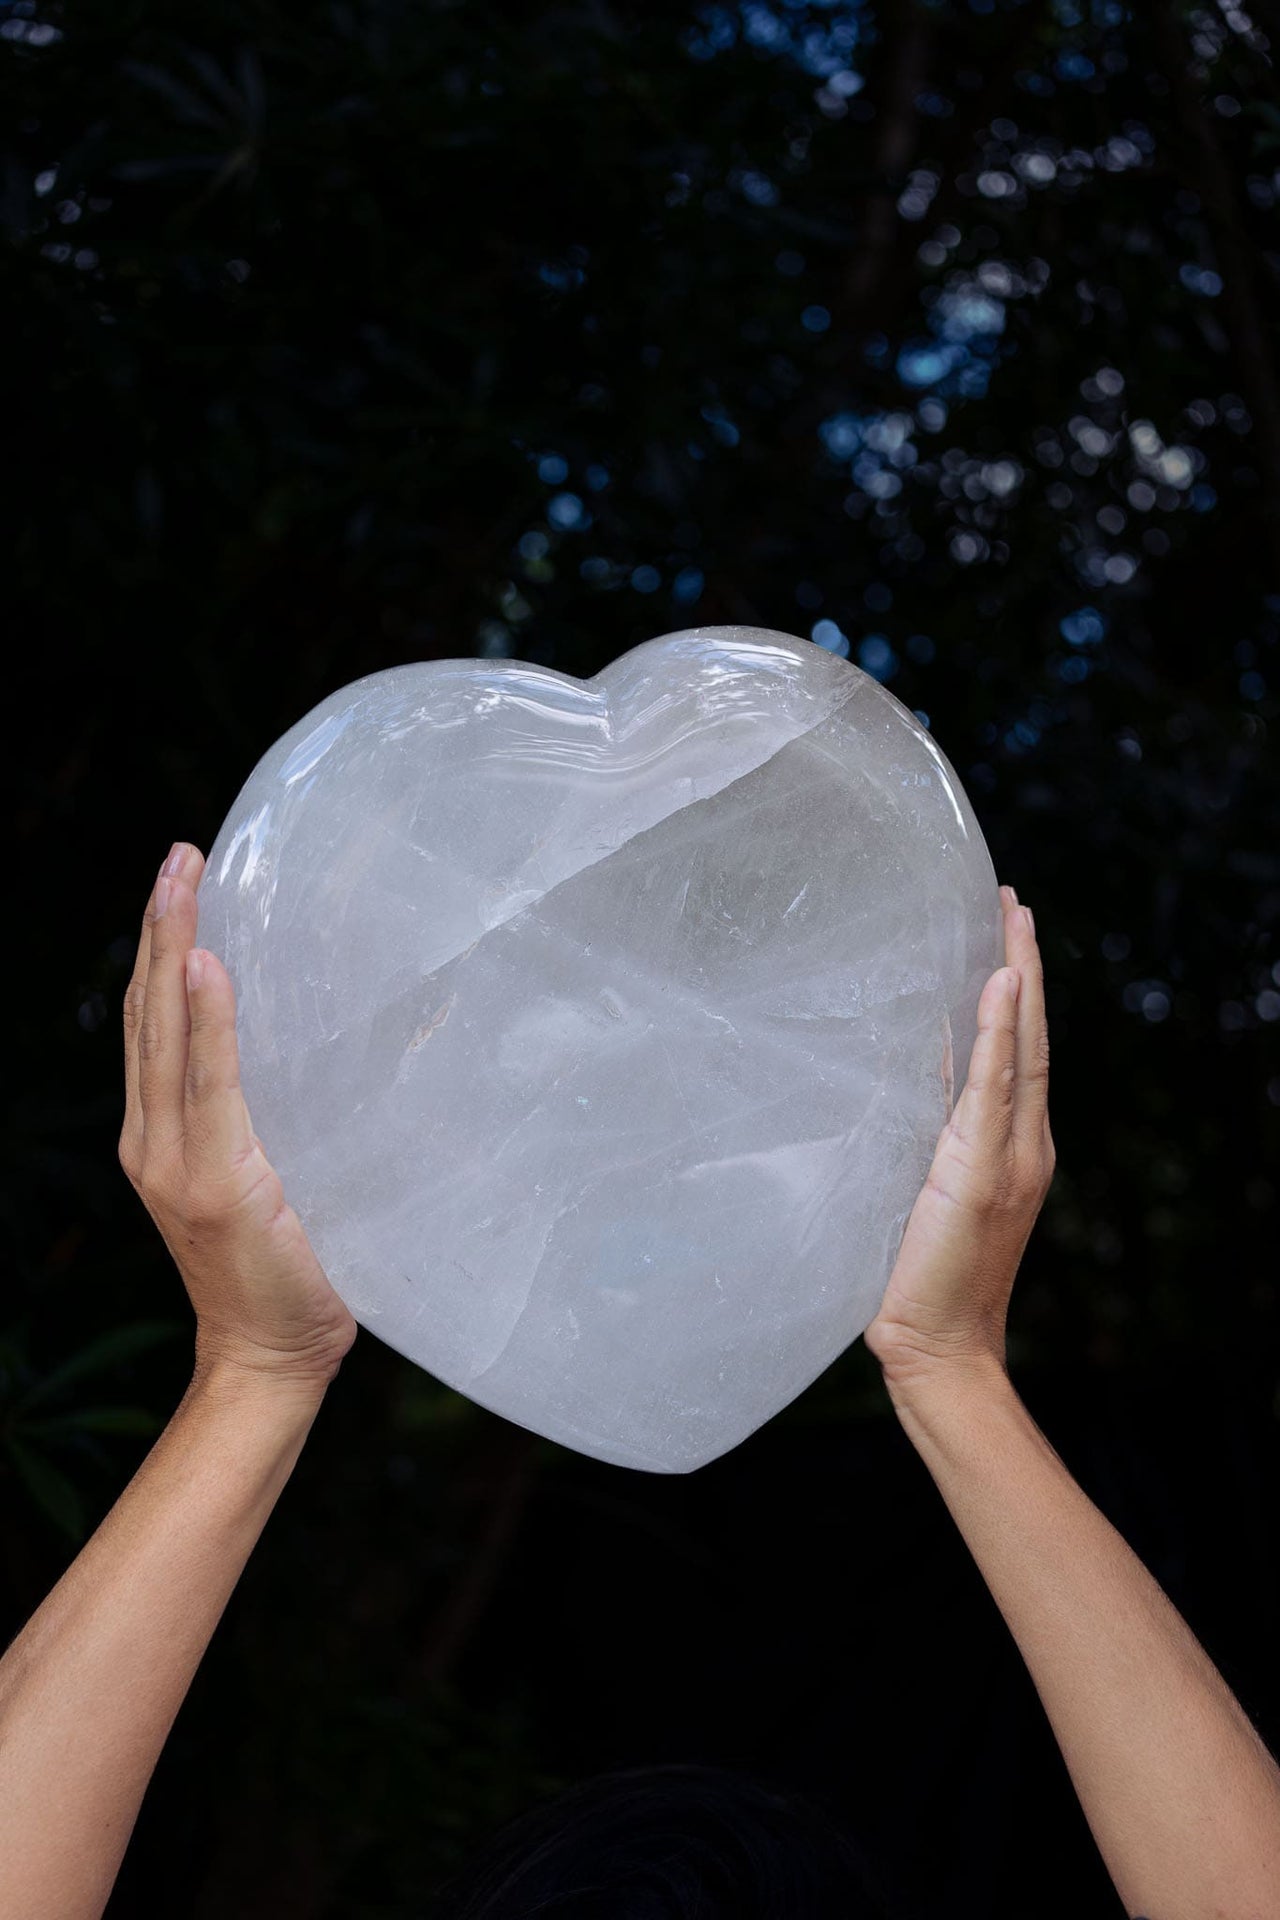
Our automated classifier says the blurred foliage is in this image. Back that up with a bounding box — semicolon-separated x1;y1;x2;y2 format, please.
2;0;1279;1913
0;1316;182;1537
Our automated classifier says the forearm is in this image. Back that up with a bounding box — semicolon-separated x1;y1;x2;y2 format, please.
0;1365;325;1920
887;1360;1280;1920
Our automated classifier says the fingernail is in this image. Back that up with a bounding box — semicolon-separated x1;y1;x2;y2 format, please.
163;842;187;878
1022;905;1035;935
1006;885;1019;906
154;877;171;919
186;949;205;990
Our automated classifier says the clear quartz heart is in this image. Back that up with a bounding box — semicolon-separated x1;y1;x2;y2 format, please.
196;626;1002;1471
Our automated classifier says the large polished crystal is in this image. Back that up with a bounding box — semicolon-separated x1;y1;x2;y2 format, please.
196;627;1002;1472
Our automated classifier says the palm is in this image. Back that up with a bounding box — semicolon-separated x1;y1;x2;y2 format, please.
864;900;1054;1379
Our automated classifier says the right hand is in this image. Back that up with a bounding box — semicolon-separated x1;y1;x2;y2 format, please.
119;841;359;1397
864;886;1055;1400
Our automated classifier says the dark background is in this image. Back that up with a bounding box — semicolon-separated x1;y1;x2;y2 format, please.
3;1;1279;1915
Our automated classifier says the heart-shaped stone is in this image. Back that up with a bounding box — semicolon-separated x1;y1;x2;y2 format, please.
197;626;1000;1471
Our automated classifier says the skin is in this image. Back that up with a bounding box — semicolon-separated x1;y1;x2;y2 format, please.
1;850;1278;1920
117;842;358;1393
867;898;1280;1920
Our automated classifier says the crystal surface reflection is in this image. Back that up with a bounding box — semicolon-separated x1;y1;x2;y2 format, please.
196;626;1002;1472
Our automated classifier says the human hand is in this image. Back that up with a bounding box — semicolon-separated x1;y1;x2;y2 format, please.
119;842;358;1395
863;886;1054;1400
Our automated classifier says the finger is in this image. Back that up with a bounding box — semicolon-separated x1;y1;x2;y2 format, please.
950;963;1021;1168
122;842;196;1168
137;864;202;1160
182;948;257;1178
1002;894;1050;1158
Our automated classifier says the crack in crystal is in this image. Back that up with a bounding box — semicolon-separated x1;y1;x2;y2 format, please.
419;677;866;990
467;1184;576;1385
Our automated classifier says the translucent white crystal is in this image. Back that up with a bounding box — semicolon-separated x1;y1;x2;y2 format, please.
196;626;1002;1472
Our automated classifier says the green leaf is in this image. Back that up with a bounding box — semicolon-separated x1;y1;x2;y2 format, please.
18;1321;187;1412
5;1439;86;1543
20;1404;165;1440
393;1384;480;1432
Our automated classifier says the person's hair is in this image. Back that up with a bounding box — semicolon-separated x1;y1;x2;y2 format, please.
422;1760;890;1918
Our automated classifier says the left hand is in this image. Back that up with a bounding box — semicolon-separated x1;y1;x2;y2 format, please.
118;841;359;1394
864;885;1054;1399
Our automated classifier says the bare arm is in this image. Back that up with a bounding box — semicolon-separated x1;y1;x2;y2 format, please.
866;887;1280;1920
0;1368;326;1920
0;843;359;1919
888;1359;1280;1920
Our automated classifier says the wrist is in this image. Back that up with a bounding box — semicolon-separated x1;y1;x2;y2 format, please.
187;1356;332;1422
191;1321;351;1406
876;1349;1017;1436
